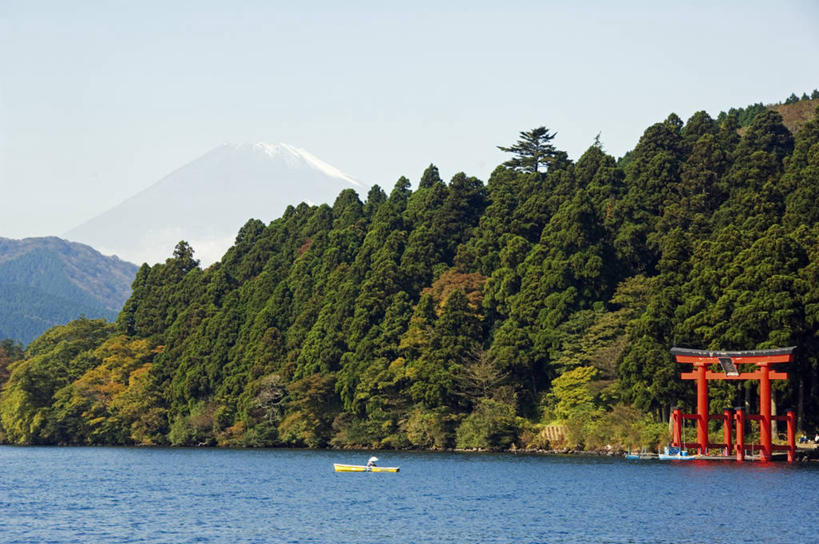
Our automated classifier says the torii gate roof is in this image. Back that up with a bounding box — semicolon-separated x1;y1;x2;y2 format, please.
670;346;795;359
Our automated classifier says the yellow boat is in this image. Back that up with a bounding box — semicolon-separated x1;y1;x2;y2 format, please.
333;463;400;473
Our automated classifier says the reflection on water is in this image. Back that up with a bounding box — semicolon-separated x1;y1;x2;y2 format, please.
0;447;817;543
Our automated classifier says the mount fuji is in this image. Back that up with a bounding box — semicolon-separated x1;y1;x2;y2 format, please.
66;143;367;266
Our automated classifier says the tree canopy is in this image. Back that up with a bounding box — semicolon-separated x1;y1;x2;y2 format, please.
498;126;558;173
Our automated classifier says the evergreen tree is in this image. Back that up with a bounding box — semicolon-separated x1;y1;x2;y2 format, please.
407;289;481;408
498;126;558;173
418;163;443;189
612;114;685;275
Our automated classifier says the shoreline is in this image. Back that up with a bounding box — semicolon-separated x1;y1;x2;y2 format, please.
3;441;817;461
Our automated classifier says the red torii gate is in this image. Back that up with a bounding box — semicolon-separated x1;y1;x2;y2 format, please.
669;346;796;462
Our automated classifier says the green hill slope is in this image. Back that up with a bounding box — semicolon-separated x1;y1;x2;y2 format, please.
0;237;138;344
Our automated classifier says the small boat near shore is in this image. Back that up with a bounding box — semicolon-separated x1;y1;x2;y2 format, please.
658;446;698;461
334;463;400;472
624;448;658;460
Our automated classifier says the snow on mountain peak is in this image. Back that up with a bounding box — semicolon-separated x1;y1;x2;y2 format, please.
218;142;363;189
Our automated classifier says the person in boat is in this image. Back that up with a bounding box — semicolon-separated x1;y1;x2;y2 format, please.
367;456;378;468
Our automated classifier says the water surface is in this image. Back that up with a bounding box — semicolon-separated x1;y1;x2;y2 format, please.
0;447;816;543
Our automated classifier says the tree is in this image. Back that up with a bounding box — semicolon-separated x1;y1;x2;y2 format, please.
278;373;338;447
418;163;443;189
455;397;519;450
545;366;599;421
498;126;558;173
406;289;481;408
171;241;199;274
612;114;685;275
453;348;508;405
0;339;24;387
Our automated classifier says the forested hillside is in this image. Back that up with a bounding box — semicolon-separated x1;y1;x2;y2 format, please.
0;238;138;344
1;102;818;450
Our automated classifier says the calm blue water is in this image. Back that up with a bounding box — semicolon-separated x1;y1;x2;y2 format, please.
0;447;817;543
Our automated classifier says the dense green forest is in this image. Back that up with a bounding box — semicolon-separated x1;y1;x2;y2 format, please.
1;100;818;451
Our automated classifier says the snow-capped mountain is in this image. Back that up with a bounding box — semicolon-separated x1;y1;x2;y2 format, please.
66;143;366;266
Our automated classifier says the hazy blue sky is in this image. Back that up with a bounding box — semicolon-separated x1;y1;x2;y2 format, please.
2;1;818;239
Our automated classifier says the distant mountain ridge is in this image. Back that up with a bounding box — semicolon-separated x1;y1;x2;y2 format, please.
0;237;138;344
66;142;367;266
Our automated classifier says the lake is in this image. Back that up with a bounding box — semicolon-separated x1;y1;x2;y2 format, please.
0;447;817;543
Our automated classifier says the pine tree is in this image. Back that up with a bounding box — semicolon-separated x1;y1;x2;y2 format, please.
498;126;558;173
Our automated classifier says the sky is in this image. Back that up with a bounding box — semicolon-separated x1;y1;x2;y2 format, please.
1;1;818;240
